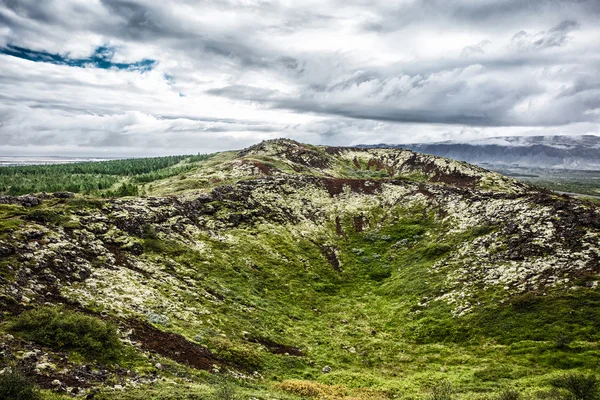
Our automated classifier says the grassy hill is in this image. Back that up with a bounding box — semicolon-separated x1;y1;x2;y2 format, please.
1;139;599;400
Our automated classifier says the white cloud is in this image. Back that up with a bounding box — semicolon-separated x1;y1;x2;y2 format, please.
0;0;599;155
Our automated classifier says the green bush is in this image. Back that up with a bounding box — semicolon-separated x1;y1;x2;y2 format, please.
535;388;564;400
474;365;517;381
9;306;123;363
551;373;598;400
0;370;40;400
554;332;574;350
509;292;539;311
498;389;520;400
422;243;452;260
429;381;454;400
213;382;239;400
211;337;263;371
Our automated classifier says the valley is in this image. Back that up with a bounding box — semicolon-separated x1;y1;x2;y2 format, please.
1;139;599;400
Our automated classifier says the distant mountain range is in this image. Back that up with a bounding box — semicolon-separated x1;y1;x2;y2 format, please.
360;135;600;170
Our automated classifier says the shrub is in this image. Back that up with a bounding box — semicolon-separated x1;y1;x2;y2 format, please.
24;209;67;225
422;244;452;260
213;382;239;400
280;380;323;397
498;389;520;400
0;370;40;400
211;338;263;371
536;388;565;400
368;268;392;281
279;380;347;398
551;373;598;400
474;365;516;381
509;292;539;310
554;332;574;350
9;306;123;363
429;381;454;400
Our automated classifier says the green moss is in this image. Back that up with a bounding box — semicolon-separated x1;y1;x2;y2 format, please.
0;204;26;235
65;197;106;210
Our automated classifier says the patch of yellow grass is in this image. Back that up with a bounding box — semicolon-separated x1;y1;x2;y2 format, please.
279;379;388;400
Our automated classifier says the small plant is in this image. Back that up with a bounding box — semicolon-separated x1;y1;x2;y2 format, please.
551;373;598;400
211;337;262;371
498;389;521;400
509;291;539;310
554;332;574;350
0;369;40;400
213;382;239;400
536;388;564;400
429;381;454;400
9;306;123;363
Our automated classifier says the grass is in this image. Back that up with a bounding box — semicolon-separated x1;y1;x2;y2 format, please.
8;306;125;363
77;207;600;398
7;203;600;399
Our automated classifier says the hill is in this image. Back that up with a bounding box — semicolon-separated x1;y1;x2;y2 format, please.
1;139;599;400
361;135;600;170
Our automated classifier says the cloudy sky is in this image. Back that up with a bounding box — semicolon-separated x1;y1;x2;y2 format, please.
0;0;599;156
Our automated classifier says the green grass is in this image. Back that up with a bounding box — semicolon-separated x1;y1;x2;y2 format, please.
87;206;600;398
8;306;125;363
6;201;600;399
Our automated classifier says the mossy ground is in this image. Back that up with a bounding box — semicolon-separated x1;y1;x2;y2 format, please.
3;201;600;399
1;141;599;399
70;213;599;399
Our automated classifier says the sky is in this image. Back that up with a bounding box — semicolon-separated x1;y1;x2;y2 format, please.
0;0;599;156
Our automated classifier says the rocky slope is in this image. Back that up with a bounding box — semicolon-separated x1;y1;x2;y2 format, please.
1;139;600;399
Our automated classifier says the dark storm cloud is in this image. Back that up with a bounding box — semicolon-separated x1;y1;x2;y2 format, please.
1;0;63;24
99;0;189;40
359;0;600;33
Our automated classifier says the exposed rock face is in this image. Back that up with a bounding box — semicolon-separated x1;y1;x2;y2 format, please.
0;195;41;207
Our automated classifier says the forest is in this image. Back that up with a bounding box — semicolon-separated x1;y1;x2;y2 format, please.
0;154;212;197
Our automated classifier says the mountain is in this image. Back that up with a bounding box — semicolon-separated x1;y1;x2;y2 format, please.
361;135;600;169
1;139;600;399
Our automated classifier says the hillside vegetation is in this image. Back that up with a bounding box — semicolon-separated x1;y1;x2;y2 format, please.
0;154;213;196
0;139;599;400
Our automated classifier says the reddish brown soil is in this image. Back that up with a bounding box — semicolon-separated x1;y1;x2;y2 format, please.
127;320;225;371
353;215;367;232
321;178;382;196
430;171;478;187
248;337;304;357
241;160;272;175
335;216;345;236
317;245;341;272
